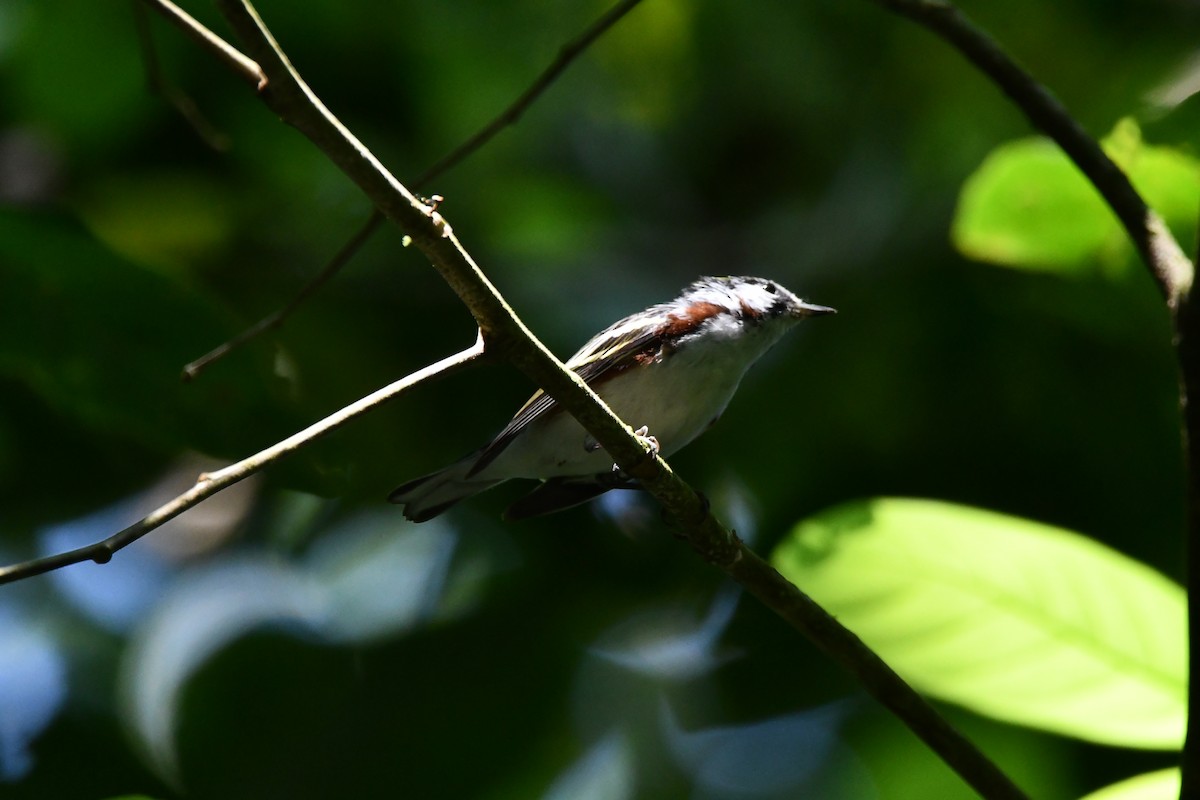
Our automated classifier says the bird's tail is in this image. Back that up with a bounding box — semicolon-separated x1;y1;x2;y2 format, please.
388;457;501;523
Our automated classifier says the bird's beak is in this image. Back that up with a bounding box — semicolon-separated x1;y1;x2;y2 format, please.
795;302;837;318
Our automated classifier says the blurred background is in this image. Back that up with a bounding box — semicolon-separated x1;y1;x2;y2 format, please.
0;0;1195;797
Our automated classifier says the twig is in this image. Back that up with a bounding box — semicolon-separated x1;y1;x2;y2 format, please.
139;0;265;90
413;0;646;186
202;2;1030;796
181;211;384;380
872;0;1193;308
179;0;647;380
0;333;485;585
132;0;231;151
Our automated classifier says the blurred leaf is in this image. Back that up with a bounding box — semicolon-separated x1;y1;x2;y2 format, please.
541;731;635;800
120;514;469;781
771;498;1185;749
953;138;1117;271
1080;768;1180;800
952;118;1200;274
661;699;853;796
484;173;613;265
4;0;147;156
595;0;694;126
75;172;237;272
0;604;67;781
0;210;282;456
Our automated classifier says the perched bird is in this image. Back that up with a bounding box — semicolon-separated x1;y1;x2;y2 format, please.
390;275;835;522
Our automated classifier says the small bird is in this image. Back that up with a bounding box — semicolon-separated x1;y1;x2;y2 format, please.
390;275;835;522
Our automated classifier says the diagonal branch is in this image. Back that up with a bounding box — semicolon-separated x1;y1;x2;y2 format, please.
140;0;264;89
0;332;485;585
182;210;384;380
413;0;646;186
203;2;1029;796
179;0;647;380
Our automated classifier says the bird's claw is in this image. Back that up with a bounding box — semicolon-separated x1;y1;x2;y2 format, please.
611;425;660;474
633;425;661;455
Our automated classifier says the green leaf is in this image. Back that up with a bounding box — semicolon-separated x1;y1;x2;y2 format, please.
952;118;1200;274
1079;768;1180;800
953;138;1117;271
771;498;1185;749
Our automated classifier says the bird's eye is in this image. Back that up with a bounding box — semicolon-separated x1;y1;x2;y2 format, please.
765;282;777;294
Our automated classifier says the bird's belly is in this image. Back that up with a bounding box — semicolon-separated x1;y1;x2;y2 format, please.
486;354;742;480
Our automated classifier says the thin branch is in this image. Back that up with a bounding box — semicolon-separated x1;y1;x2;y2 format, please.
0;333;485;585
180;0;647;380
872;0;1193;308
139;0;264;89
202;2;1029;796
413;0;646;186
181;211;384;380
132;0;231;151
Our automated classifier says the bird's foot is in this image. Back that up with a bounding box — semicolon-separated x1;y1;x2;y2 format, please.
611;425;661;474
633;425;661;455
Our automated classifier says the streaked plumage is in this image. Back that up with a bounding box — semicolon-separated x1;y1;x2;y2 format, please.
390;276;834;522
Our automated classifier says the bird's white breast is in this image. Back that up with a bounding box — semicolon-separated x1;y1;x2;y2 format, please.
481;314;793;480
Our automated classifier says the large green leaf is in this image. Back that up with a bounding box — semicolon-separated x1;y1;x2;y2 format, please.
1079;768;1180;800
771;498;1185;749
952;118;1200;274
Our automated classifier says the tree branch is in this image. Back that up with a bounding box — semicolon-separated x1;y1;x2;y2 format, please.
181;210;384;380
412;0;646;186
0;333;486;585
197;2;1029;796
140;0;264;89
179;0;647;380
872;0;1193;308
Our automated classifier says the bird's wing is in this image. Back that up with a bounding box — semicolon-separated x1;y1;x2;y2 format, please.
465;320;663;478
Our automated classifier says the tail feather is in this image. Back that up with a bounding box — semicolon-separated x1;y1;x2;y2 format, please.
388;459;500;523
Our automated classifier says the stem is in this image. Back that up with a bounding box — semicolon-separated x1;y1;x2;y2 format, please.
0;334;485;585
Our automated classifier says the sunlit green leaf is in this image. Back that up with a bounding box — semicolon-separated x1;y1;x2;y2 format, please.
952;118;1200;274
1079;768;1180;800
953;138;1117;271
771;498;1185;749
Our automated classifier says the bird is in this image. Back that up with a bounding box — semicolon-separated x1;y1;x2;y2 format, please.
389;275;835;522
